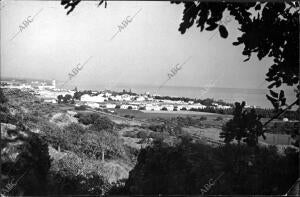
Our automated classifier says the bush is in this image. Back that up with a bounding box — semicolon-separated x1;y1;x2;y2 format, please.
75;105;87;111
128;106;133;110
181;107;187;111
2;124;51;196
161;107;168;111
90;116;114;131
215;116;223;121
149;132;169;141
173;126;187;137
136;130;149;139
123;130;137;138
199;116;207;121
148;124;165;132
75;113;100;125
139;106;146;110
124;114;134;119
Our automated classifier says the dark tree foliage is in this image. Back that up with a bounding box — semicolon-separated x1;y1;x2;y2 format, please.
89;116;115;131
220;101;265;146
57;95;63;104
1;124;51;195
123;141;298;195
73;90;94;100
57;94;73;104
171;1;299;109
63;94;73;103
74;112;101;125
48;172;106;195
0;88;8;104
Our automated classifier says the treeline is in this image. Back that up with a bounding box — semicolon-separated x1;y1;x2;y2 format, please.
189;107;299;121
154;96;233;107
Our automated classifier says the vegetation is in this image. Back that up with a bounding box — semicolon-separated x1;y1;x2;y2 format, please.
161;107;168;111
220;102;265;146
189;106;299;121
122;140;298;195
74;105;87;111
57;94;73;104
153;95;233;107
2;1;299;195
215;116;223;121
1;90;51;196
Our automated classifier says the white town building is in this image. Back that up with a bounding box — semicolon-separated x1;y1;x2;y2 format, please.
106;103;116;108
80;94;106;103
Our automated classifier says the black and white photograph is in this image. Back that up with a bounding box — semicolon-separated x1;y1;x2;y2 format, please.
0;0;299;196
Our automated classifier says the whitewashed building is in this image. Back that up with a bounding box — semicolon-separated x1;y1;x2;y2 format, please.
160;105;174;111
86;102;100;108
106;103;116;108
145;104;161;111
136;96;146;102
43;98;57;103
80;94;106;102
188;103;207;110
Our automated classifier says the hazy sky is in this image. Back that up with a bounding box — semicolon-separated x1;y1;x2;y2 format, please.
1;1;273;91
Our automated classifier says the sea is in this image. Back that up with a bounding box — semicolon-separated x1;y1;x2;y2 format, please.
83;84;297;109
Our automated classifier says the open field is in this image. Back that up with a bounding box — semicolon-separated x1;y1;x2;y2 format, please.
114;108;232;120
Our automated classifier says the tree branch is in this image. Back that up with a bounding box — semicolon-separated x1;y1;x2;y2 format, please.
263;99;299;127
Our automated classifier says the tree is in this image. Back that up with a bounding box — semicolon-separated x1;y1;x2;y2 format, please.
63;94;72;103
220;101;265;146
90;116;115;131
73;91;83;100
80;130;123;162
57;95;63;104
161;107;168;111
0;88;8;104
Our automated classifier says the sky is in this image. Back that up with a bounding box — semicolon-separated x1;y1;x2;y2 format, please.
1;0;274;91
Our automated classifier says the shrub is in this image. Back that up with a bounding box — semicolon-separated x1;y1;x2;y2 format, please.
128;106;133;110
0;88;8;103
181;107;187;111
148;124;165;132
149;132;169;141
124;115;135;119
75;113;100;125
75;105;87;111
215;116;223;121
124;114;131;118
199;116;207;121
123;130;137;138
161;107;168;111
2;124;51;196
173;126;187;137
136;130;149;139
90;116;115;131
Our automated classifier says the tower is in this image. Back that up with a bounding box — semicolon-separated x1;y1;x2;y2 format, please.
52;80;56;88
